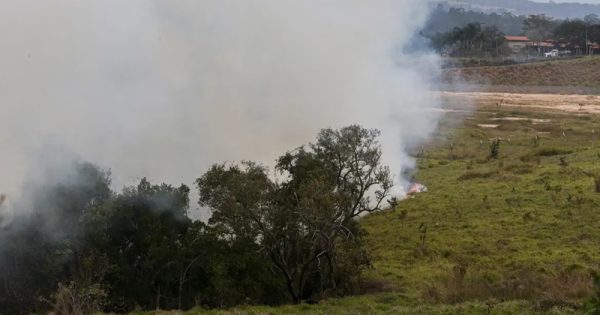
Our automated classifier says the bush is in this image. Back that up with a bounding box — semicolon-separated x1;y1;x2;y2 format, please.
44;282;106;315
489;139;501;159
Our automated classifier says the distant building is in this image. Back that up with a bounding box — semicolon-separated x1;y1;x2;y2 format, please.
504;36;530;53
529;40;556;54
504;36;558;55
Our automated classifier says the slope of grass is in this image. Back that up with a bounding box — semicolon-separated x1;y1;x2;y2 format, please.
139;298;582;315
443;56;600;89
130;105;600;314
363;106;600;305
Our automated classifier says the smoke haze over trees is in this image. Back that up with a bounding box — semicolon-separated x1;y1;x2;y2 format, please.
0;1;443;313
0;1;441;222
0;126;392;313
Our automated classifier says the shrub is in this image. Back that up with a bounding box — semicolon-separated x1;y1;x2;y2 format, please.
489;139;501;159
43;282;106;315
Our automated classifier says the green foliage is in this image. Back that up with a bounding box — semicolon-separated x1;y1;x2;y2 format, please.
0;124;394;313
197;125;392;304
0;163;283;314
523;14;557;42
423;6;525;38
0;161;112;314
5;104;600;314
429;22;507;57
42;281;106;315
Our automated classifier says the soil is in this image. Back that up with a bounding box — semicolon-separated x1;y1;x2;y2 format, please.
440;91;600;114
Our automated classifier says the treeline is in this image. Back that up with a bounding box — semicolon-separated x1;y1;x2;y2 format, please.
428;13;600;57
429;23;507;57
423;6;526;37
0;125;392;314
551;16;600;52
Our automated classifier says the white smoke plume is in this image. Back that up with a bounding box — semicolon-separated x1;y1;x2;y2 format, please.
0;1;441;220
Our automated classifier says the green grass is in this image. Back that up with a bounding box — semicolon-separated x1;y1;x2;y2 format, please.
361;105;600;312
130;105;600;314
130;298;583;315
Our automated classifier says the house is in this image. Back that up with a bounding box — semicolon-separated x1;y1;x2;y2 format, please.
504;36;530;53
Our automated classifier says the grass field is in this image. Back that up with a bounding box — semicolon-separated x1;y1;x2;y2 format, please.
443;57;600;91
362;103;600;312
129;98;600;315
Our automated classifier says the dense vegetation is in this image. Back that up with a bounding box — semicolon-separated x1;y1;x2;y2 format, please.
429;22;508;58
120;94;600;314
0;126;393;314
427;9;600;58
423;6;525;38
3;83;600;315
127;96;600;315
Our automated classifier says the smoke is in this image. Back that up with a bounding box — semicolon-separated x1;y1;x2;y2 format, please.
0;1;441;220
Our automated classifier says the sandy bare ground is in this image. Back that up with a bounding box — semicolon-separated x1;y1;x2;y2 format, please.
440;91;600;114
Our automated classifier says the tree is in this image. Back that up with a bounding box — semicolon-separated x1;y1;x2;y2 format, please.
0;162;112;314
554;19;588;52
429;22;506;57
523;14;556;56
481;25;506;57
80;178;192;311
584;14;600;26
523;14;556;42
197;125;392;304
584;15;600;54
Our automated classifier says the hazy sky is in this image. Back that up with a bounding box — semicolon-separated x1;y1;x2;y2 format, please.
531;0;600;3
0;0;443;221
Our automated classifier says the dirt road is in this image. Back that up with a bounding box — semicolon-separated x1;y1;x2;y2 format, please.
440;91;600;114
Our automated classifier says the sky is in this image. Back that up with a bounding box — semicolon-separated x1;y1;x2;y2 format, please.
531;0;600;3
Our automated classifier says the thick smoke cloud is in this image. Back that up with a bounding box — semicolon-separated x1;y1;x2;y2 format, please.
0;1;440;220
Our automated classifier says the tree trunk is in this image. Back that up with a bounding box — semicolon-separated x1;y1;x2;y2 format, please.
155;286;161;311
286;277;300;304
326;254;337;291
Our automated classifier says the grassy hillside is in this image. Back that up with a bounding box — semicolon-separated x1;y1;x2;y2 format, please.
363;105;600;308
132;102;600;314
443;57;600;90
138;299;582;314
